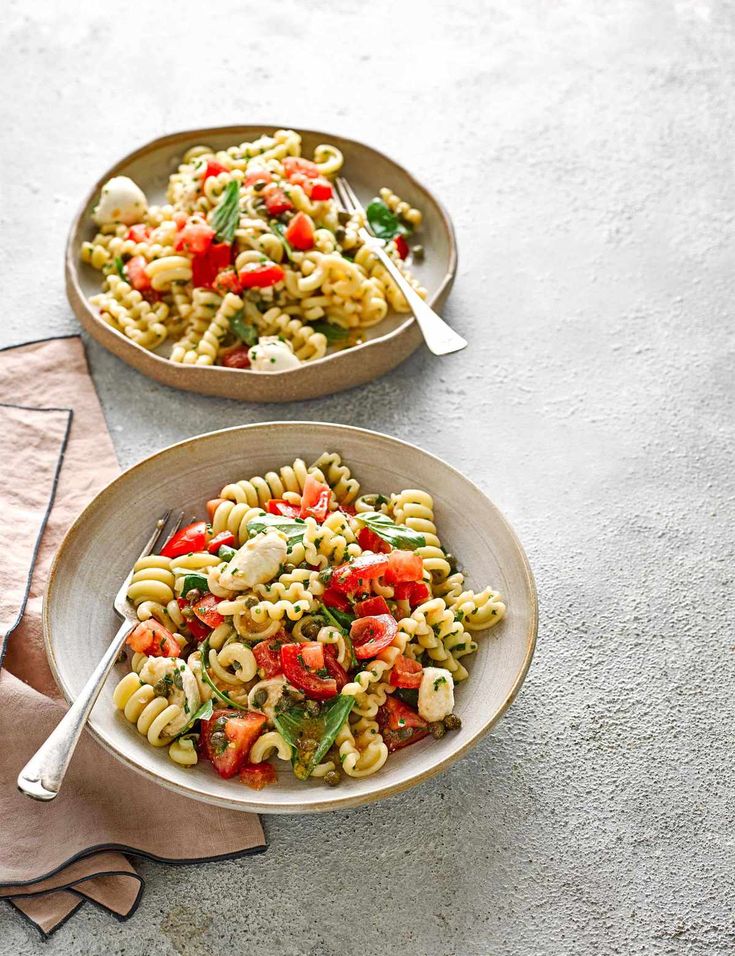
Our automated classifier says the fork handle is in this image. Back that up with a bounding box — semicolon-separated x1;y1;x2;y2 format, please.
17;619;132;800
368;242;467;356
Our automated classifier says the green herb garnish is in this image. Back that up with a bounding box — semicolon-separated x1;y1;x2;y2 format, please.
230;310;258;346
246;513;308;545
180;572;209;598
211;180;241;243
365;198;411;240
310;321;351;345
354;511;426;551
114;256;126;281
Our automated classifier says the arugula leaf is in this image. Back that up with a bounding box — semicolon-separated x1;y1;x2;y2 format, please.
310;321;350;345
114;255;126;281
246;513;306;545
274;695;355;780
366;199;411;240
180;572;209;598
211;180;241;243
173;696;213;738
355;511;426;550
230;311;258;346
199;638;248;710
271;221;294;260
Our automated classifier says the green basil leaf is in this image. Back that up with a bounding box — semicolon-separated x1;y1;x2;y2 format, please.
366;199;410;240
217;544;237;562
355;511;426;550
172;695;213;738
114;256;126;281
246;513;306;545
309;321;350;345
211;179;241;243
181;572;209;597
274;695;355;780
396;687;419;709
230;311;258;346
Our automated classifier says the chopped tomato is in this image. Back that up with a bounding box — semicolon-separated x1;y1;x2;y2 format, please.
384;550;424;585
192;241;232;289
263;187;293;216
282;156;320;179
331;553;390;594
300;474;330;522
280;642;337;700
244;168;273;188
354;596;392;618
285;212;315;251
124;255;152;292
202;160;228;182
160;520;210;558
206;498;224;521
267;498;301;519
323;652;349;691
393;581;431;607
322;587;352;612
200;710;267;779
126;620;180;658
309;178;333;201
212;268;242;296
253;635;287;678
350;614;398;660
389;655;423;689
220;345;251;369
175;221;216;255
377;696;429;752
176;598;210;642
192;593;225;629
173;211;188;230
299;642;325;669
338;503;357;516
393;234;409;260
238;262;285;288
357;526;391;554
207;531;235;554
126;224;150;242
240;762;277;789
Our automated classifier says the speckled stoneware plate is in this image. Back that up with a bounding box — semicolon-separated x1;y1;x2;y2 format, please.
45;423;536;813
65;127;458;402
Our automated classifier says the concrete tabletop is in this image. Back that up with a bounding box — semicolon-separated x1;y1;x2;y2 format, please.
2;1;733;953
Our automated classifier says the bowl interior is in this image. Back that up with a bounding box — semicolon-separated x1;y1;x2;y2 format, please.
71;126;455;357
45;424;536;812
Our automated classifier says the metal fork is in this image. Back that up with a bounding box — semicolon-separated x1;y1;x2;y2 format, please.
17;510;183;801
334;177;467;356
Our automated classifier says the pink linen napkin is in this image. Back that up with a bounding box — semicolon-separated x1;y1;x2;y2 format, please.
0;336;265;938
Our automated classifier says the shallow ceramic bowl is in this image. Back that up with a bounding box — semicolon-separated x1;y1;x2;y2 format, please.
45;423;536;813
66;127;458;402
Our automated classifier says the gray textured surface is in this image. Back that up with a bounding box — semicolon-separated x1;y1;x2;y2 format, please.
2;0;734;953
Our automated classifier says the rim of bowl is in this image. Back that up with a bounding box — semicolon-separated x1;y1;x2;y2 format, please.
65;126;458;383
44;422;537;813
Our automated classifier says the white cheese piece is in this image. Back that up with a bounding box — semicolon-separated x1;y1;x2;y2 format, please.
219;531;287;590
138;657;200;736
248;336;301;372
417;666;455;723
93;175;148;226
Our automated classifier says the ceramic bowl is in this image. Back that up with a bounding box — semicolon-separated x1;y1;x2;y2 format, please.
45;423;536;813
65;127;458;402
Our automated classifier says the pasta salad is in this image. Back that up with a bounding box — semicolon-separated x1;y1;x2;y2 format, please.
113;452;506;789
81;129;427;371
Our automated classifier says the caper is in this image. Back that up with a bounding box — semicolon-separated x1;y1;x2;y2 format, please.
443;714;462;731
301;619;321;641
429;721;447;739
444;553;459;575
253;689;268;707
324;770;341;787
335;226;346;243
253;180;267;192
305;699;321;717
186;588;201;603
301;737;318;753
337;210;351;225
411;244;424;261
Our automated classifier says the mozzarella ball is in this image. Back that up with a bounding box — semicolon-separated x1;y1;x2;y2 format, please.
248;336;301;372
93;176;148;226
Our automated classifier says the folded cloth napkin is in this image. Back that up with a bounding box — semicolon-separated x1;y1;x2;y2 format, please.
0;336;265;938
